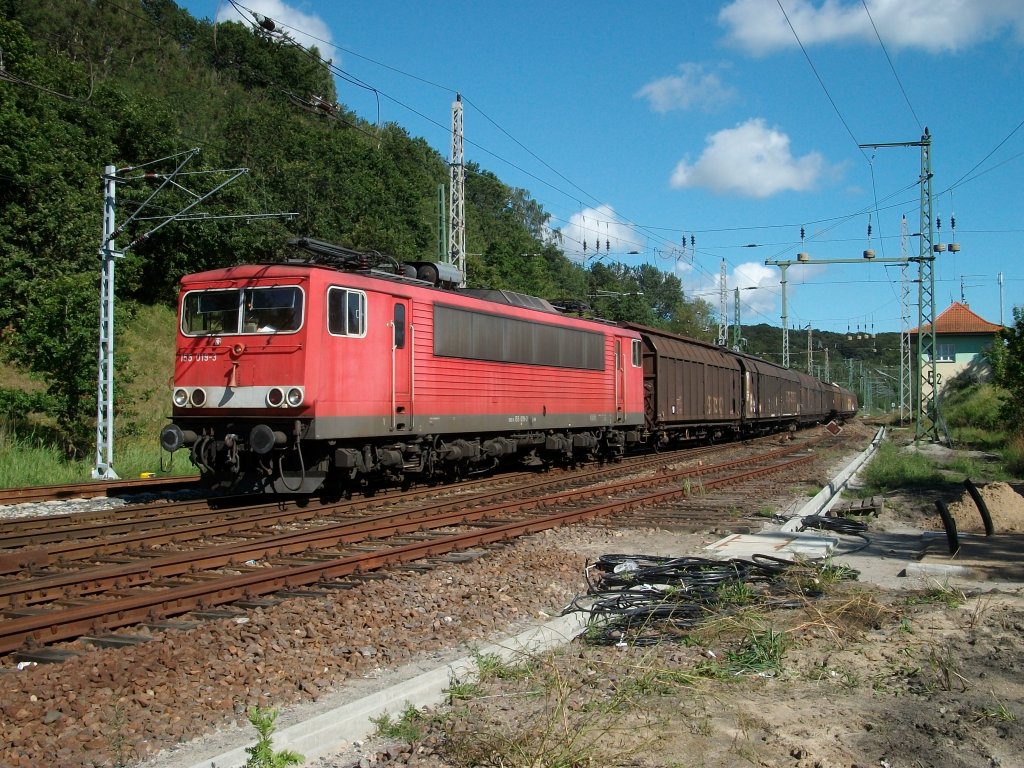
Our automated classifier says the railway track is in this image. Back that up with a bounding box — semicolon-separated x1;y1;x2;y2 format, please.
0;475;199;506
0;435;827;659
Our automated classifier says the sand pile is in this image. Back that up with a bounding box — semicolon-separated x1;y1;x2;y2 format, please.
944;481;1024;533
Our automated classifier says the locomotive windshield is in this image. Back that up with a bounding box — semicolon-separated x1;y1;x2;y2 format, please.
182;286;304;336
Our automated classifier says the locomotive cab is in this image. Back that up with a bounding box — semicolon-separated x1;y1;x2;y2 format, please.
160;273;318;492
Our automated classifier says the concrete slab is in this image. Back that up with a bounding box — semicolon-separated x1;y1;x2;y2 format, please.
914;531;1024;583
704;530;838;560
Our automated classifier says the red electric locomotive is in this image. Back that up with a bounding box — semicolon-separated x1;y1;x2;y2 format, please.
160;239;647;494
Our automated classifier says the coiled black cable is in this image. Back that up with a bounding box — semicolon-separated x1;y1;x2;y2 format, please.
566;551;859;647
798;514;872;554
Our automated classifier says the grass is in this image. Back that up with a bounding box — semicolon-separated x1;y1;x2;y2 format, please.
941;383;1005;436
858;441;945;493
472;650;537;682
0;303;191;487
974;696;1017;723
720;628;788;676
441;648;667;768
904;581;967;609
921;645;969;693
1003;432;1024;476
370;702;427;743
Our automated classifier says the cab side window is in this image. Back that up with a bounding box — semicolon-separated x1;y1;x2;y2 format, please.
393;303;406;349
328;288;366;336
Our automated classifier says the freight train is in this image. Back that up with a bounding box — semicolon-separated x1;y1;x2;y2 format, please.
159;238;857;494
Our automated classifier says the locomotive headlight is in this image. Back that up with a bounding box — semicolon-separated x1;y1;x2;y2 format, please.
189;388;207;407
267;387;285;407
286;387;304;407
173;388;189;407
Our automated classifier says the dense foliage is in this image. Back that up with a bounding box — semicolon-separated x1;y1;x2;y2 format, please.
988;307;1024;432
0;0;712;455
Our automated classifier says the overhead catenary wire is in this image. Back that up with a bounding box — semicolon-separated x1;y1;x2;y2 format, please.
11;0;1022;274
214;0;1019;317
860;0;923;133
775;0;868;160
24;0;1014;335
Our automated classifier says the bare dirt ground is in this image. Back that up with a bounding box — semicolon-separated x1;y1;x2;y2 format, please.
331;431;1024;768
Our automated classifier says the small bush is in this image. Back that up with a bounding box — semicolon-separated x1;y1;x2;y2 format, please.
1003;433;1024;477
244;706;303;768
859;442;943;492
942;383;1006;433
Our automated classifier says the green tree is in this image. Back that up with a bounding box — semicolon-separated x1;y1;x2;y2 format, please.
988;306;1024;431
6;274;112;456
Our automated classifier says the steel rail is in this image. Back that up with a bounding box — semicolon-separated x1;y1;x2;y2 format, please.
0;439;783;573
0;453;814;653
0;442;815;609
0;476;198;506
0;437;815;579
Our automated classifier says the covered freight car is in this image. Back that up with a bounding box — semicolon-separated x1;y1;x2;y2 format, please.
622;323;854;444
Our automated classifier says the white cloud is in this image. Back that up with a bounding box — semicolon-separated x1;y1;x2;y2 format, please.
559;205;642;262
670;118;828;197
216;0;337;63
687;259;835;324
723;262;779;316
635;63;736;113
719;0;1024;56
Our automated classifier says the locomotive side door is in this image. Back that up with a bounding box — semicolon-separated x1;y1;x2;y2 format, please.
615;338;626;422
388;298;413;431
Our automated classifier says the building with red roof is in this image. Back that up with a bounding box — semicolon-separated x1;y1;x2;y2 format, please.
911;302;1005;391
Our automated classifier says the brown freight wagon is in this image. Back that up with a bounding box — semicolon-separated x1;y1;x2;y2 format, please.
622;323;855;447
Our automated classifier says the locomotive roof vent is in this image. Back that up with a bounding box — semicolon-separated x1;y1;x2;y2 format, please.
459;288;557;313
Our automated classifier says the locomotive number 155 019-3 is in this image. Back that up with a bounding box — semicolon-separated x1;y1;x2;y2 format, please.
179;353;218;362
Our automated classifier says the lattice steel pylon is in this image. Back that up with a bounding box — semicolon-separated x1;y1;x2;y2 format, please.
807;325;813;375
449;94;466;286
899;215;913;424
717;259;728;346
915;130;939;441
91;150;294;480
732;287;741;349
93;165;120;479
859;129;939;442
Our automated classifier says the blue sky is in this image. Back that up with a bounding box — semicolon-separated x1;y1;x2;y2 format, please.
178;1;1024;335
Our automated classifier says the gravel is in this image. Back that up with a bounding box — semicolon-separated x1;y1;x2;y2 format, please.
0;427;876;768
1;522;622;767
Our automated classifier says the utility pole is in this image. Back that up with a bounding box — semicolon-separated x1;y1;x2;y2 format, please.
998;271;1005;326
778;263;790;367
92;150;295;480
717;259;728;346
899;215;913;424
449;94;466;286
806;325;813;375
732;287;741;349
859;129;939;442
